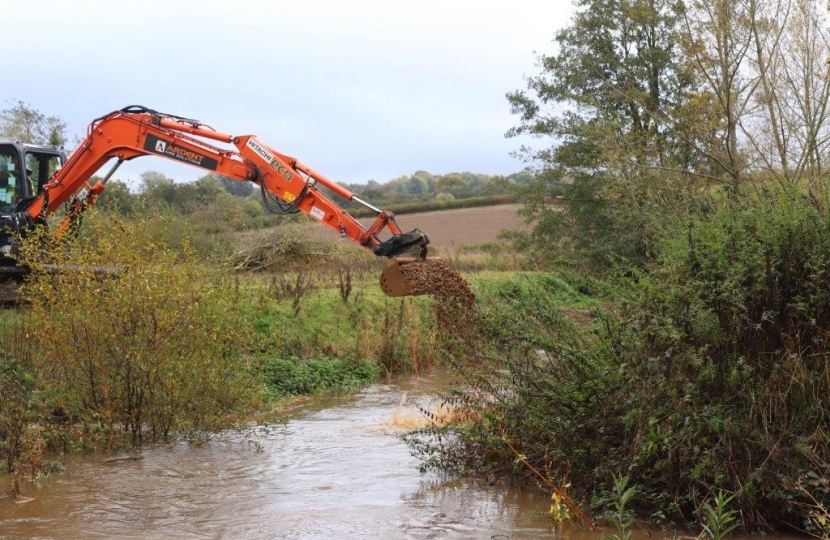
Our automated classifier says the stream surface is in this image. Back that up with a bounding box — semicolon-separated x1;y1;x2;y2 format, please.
1;376;571;540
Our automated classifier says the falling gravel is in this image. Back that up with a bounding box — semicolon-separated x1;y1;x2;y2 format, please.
398;260;474;303
399;259;477;349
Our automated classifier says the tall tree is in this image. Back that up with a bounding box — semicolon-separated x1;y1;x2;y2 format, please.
507;0;697;268
680;0;757;188
681;0;830;191
749;0;830;189
216;173;254;198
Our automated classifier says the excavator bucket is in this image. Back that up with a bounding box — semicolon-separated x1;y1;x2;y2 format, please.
379;257;469;298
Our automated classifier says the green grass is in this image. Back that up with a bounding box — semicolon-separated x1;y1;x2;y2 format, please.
242;273;432;359
261;355;381;398
242;269;604;363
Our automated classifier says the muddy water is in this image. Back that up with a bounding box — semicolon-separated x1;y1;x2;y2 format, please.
0;377;584;540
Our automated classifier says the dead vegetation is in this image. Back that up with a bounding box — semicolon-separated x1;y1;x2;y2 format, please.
231;230;332;271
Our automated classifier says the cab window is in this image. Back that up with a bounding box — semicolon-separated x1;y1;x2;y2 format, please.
25;152;63;196
0;146;24;212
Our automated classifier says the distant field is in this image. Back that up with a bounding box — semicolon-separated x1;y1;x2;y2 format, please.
306;203;529;250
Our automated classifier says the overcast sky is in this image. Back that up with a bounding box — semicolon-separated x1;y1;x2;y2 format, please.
5;0;573;188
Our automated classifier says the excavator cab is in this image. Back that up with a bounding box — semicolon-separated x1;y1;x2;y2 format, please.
0;145;25;214
0;142;65;259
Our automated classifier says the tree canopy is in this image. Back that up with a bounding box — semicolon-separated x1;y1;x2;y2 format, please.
508;0;830;268
0;100;68;146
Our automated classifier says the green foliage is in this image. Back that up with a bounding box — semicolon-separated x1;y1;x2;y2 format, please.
507;0;696;170
216;173;254;198
137;171;239;215
338;171;526;212
261;356;380;398
603;475;639;540
507;171;654;269
701;492;740;540
243;266;437;376
17;211;258;448
95;179;135;215
350;194;517;218
0;100;68;146
0;323;40;474
97;168;523;237
409;188;830;532
495;0;830;528
504;0;721;270
609;189;830;527
404;271;607;477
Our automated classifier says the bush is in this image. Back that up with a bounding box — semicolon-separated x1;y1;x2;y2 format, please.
0;323;40;474
261;356;380;398
17;211;259;449
613;189;830;528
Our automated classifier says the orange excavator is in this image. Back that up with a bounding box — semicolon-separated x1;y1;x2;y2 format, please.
0;106;438;297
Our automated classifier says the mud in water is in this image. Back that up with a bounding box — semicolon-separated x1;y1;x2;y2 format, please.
0;377;564;540
0;378;807;540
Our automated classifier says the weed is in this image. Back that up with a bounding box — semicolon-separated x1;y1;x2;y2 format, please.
337;266;352;303
261;355;379;398
272;272;317;316
700;491;740;540
603;475;638;540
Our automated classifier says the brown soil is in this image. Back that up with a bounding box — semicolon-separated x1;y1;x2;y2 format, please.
399;259;478;350
299;204;529;249
398;259;475;303
384;204;528;248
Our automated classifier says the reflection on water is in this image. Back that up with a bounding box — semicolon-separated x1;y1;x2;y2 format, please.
0;376;792;540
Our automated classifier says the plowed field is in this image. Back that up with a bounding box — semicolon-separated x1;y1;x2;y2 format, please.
308;204;528;249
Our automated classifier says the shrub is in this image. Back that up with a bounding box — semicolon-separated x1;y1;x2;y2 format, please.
0;322;40;474
17;211;258;449
613;190;830;528
261;356;380;398
411;188;830;532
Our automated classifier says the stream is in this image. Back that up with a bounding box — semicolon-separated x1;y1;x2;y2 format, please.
1;376;577;540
